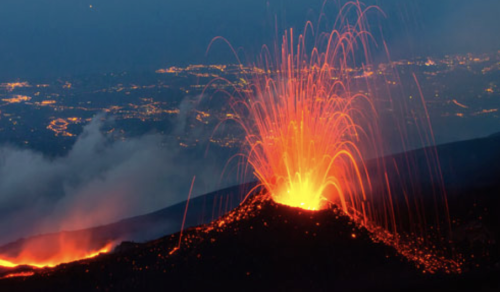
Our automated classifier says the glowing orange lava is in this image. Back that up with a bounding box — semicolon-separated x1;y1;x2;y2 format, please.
0;271;35;280
208;1;459;273
209;3;375;215
0;234;113;269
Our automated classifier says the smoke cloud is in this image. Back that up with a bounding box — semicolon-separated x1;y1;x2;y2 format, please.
0;115;237;245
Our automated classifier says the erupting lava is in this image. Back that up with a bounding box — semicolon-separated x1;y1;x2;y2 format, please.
0;232;113;269
208;2;459;272
209;3;377;215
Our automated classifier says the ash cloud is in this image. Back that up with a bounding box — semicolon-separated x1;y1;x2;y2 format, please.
0;115;238;245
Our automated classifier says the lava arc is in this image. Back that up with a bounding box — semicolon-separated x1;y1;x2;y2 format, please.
208;1;459;273
211;2;378;216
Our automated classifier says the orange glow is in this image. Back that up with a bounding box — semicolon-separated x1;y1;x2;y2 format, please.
0;82;30;91
39;100;57;106
0;246;112;269
425;58;436;66
209;2;460;273
0;271;35;279
0;233;113;269
47;117;81;136
452;99;469;109
0;244;112;268
63;82;72;89
211;4;374;213
1;95;31;103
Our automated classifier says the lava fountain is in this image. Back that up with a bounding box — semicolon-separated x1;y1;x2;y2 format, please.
207;2;459;272
207;3;381;215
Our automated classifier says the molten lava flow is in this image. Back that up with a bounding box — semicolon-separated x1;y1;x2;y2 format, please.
0;232;113;268
0;244;112;268
0;271;35;280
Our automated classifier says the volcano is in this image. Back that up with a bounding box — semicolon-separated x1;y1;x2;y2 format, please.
0;193;497;291
0;134;499;291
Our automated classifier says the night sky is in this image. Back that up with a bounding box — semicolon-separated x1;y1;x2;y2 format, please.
0;0;499;79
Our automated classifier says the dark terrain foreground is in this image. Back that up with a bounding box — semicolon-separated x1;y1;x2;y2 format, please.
0;193;498;291
0;134;499;291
